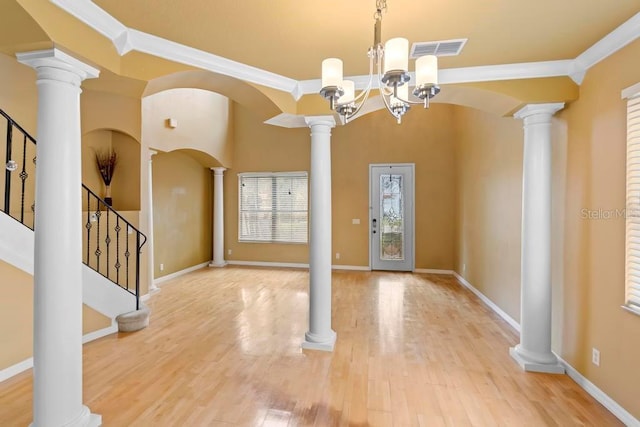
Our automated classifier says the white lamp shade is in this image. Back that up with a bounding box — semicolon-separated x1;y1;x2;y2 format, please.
321;58;343;88
391;84;408;107
340;80;355;104
384;37;409;73
415;55;438;86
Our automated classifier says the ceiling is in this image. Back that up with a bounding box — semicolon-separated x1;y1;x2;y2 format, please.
92;0;640;81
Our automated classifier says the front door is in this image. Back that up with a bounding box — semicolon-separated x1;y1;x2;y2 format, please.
370;164;414;271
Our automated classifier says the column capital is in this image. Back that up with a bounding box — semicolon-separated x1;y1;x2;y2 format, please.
304;115;336;129
211;167;227;175
148;149;158;161
514;103;564;121
17;48;99;84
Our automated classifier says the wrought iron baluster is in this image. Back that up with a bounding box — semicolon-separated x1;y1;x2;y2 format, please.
125;227;130;291
135;232;140;310
19;134;27;224
115;217;121;285
105;209;110;280
4;120;12;215
95;202;101;272
85;191;92;266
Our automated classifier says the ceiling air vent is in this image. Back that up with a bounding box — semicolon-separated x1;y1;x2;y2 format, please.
410;38;467;58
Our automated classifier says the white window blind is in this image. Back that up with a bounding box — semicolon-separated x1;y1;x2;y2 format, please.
626;95;640;310
238;172;308;243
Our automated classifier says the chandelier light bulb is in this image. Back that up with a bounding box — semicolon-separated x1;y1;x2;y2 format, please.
340;80;355;104
391;84;409;107
321;58;344;89
383;37;409;73
416;55;438;87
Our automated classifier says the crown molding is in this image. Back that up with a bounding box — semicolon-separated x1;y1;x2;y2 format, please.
572;12;640;84
50;2;640;100
50;0;126;40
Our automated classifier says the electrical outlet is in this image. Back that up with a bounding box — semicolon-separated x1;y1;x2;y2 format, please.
160;263;164;271
228;249;232;255
462;263;466;273
592;348;600;366
336;252;341;259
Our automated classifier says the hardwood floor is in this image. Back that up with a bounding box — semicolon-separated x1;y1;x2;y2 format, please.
0;267;622;426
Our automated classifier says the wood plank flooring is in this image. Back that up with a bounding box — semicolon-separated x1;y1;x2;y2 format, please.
0;267;623;426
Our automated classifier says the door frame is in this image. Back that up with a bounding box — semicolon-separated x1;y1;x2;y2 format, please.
369;163;416;271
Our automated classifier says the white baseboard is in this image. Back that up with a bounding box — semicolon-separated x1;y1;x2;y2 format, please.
82;323;118;344
227;260;370;271
414;268;454;275
332;264;370;271
0;357;33;383
155;261;209;285
452;271;638;426
452;271;521;333
227;260;309;269
0;324;119;383
557;355;640;427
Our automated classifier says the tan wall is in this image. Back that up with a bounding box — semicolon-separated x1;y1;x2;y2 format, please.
142;88;233;167
81;130;141;211
453;40;640;419
226;104;457;269
557;39;640;418
453;106;523;321
0;259;112;371
152;151;212;278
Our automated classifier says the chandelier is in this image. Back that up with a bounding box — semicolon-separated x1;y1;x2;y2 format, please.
319;0;439;124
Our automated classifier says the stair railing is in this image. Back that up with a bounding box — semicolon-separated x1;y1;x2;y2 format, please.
1;108;146;310
83;185;147;310
1;109;36;229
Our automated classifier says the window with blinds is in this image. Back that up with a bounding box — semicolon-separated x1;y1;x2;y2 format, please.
238;172;308;243
626;94;640;311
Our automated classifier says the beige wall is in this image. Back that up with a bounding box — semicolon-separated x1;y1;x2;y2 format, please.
152;151;212;278
82;129;141;211
453;106;523;321
557;39;640;417
453;40;640;419
0;259;112;371
226;104;457;269
142;88;233;167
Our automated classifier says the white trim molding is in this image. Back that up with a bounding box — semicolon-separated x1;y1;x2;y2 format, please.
452;271;639;426
452;272;521;332
414;268;454;275
0;324;118;383
155;262;210;285
49;2;640;100
557;356;640;427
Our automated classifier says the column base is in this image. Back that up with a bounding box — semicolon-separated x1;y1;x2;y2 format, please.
510;346;565;374
302;330;337;352
148;284;161;295
30;406;102;427
209;261;227;268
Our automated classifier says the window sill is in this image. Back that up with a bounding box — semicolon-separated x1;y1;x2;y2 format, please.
621;304;640;317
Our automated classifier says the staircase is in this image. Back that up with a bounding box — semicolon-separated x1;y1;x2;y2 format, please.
0;108;147;324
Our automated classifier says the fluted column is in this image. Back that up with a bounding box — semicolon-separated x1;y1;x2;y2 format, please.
209;167;227;267
147;149;159;293
510;103;565;374
301;116;336;351
17;49;101;426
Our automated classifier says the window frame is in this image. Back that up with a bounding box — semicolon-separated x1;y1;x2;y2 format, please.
623;82;640;316
237;171;309;244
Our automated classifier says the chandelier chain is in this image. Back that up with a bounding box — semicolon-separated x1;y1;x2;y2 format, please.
374;0;387;19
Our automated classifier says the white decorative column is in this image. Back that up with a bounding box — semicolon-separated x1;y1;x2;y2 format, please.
17;49;101;426
510;103;565;374
302;116;337;351
209;167;227;267
147;149;160;294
